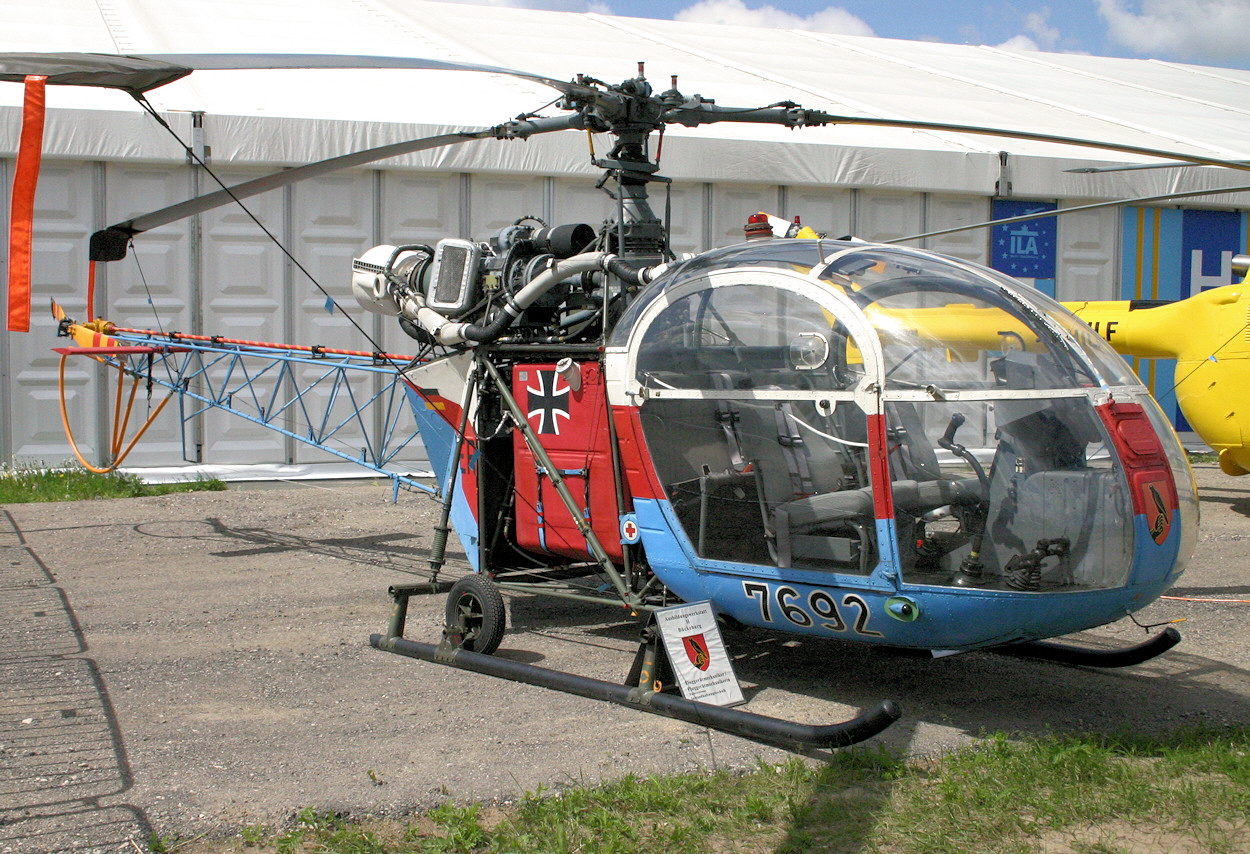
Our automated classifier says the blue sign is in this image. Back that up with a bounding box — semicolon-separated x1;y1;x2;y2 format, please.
1122;208;1247;302
991;200;1057;283
1181;209;1242;298
1121;207;1249;430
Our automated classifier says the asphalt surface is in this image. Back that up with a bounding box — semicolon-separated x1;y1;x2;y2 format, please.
2;464;1249;852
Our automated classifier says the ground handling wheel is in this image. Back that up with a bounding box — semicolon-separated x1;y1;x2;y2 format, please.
444;574;506;654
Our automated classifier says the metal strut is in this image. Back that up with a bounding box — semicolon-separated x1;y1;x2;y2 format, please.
427;363;478;582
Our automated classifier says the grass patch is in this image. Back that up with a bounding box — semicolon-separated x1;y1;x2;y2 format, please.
0;461;225;503
186;727;1250;854
859;728;1250;853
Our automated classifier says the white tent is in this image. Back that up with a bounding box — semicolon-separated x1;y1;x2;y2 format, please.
3;0;1248;471
5;0;1250;194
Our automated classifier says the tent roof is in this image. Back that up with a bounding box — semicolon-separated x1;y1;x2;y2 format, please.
3;0;1250;201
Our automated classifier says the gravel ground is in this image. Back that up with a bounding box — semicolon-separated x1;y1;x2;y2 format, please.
2;464;1249;852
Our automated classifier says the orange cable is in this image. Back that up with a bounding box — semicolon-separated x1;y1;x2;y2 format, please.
57;352;174;473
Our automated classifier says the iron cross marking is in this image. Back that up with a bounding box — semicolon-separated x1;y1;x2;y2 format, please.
526;370;571;434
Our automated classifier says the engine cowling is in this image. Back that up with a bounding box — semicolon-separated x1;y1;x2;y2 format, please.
350;244;430;315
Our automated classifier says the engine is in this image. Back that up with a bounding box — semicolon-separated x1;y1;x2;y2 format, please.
350;218;653;348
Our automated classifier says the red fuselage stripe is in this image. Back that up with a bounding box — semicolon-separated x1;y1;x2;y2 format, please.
867;413;895;520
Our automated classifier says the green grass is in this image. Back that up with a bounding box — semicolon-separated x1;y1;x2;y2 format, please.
0;461;226;503
186;726;1250;854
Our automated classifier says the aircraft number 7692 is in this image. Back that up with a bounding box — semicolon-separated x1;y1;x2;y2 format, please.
742;581;884;637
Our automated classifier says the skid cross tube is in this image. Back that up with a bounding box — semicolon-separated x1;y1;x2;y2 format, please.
371;633;901;752
385;581;457;638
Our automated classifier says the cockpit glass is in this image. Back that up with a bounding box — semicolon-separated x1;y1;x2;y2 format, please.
634;283;860;392
620;243;1175;593
1012;288;1141;388
818;249;1102;391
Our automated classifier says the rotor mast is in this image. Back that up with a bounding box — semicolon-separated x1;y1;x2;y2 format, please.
536;63;838;263
571;63;670;261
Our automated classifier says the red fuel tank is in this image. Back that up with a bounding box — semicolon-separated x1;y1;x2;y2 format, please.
512;361;625;562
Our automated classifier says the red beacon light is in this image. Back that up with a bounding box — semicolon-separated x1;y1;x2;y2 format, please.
744;212;773;240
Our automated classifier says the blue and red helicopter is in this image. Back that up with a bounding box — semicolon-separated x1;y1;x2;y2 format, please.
5;52;1231;753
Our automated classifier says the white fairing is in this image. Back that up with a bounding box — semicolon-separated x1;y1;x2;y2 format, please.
351;245;405;315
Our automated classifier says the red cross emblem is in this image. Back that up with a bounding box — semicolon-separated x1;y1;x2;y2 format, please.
621;517;640;543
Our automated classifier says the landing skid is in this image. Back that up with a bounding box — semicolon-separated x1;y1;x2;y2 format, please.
370;632;901;754
997;626;1181;667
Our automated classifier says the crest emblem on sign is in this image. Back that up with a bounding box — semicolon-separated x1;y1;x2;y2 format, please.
682;633;710;671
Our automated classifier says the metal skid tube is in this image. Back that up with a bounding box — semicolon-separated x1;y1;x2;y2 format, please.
371;633;901;753
1000;627;1182;667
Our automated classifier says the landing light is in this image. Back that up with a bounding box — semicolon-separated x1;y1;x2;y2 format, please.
886;596;921;622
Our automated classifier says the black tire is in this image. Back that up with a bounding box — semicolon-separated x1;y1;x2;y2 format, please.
444;574;506;654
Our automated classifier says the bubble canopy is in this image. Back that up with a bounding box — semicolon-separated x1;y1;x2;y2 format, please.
607;240;1195;598
610;239;1138;394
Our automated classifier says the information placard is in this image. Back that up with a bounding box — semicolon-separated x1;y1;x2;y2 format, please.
654;601;744;707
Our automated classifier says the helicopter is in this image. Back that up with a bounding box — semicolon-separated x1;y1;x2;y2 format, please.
2;51;1229;753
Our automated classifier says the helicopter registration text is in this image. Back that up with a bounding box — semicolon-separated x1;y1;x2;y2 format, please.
742;581;884;637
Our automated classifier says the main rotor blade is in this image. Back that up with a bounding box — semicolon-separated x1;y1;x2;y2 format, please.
813;113;1250;173
0;52;193;93
663;103;1250;173
90;111;591;261
136;53;595;100
1067;160;1250;174
0;51;600;101
91;129;493;261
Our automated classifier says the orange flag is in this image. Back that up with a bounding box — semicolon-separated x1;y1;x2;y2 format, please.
7;74;47;332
